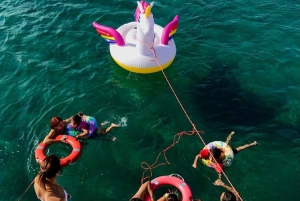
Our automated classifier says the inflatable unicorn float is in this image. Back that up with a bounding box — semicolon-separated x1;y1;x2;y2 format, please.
93;1;179;74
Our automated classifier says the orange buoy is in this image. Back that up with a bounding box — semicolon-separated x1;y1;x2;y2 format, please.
35;135;81;167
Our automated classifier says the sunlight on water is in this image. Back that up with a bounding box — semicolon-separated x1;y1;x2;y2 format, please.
0;0;299;200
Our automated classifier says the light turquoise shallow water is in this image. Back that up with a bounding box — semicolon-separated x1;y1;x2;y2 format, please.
1;0;300;201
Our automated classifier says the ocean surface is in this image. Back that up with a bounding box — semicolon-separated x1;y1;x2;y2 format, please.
1;0;299;200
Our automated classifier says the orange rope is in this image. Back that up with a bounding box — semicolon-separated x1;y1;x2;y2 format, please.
17;178;34;201
140;130;203;184
136;36;243;201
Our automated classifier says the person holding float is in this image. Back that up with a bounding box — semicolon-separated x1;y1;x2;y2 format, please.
66;112;119;140
36;115;82;167
130;174;202;201
93;1;179;74
43;116;72;145
192;131;258;177
145;174;198;201
130;181;155;201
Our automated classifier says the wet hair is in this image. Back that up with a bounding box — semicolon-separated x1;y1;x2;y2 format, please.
211;148;222;159
50;116;63;129
167;193;179;201
38;155;61;189
78;111;83;116
71;114;82;125
222;191;236;201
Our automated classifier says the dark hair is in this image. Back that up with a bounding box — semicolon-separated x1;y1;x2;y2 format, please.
38;155;61;189
211;148;222;159
167;193;179;201
72;114;82;125
222;191;236;201
50;116;63;129
78;111;83;116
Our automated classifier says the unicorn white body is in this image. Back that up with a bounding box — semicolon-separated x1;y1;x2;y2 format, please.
93;1;179;74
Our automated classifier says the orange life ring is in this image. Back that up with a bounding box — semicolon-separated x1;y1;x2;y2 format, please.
144;175;193;201
35;135;81;167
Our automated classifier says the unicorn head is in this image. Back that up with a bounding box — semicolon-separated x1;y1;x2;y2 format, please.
135;1;155;56
136;1;154;36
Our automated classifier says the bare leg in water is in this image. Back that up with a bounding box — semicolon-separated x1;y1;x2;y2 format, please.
236;141;258;152
98;122;119;141
225;131;258;151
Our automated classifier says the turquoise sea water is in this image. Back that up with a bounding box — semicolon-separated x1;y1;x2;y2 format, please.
1;0;300;200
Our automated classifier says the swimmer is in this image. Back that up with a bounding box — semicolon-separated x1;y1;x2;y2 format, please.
43;116;72;145
192;131;258;176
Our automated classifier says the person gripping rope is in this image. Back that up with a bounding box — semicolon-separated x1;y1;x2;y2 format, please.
214;178;241;201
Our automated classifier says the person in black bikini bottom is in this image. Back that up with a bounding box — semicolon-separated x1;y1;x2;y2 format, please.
130;181;155;201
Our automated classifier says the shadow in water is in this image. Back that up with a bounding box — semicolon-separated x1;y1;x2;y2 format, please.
192;63;277;129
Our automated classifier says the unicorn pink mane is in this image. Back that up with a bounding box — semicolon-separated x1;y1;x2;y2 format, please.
134;0;149;22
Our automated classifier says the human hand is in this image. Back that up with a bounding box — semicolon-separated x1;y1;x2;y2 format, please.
213;179;224;186
61;136;67;143
192;163;197;168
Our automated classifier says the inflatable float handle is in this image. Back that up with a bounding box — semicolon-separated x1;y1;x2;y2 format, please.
161;15;179;45
92;22;125;46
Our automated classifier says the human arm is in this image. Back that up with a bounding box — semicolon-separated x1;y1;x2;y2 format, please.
75;128;89;139
147;182;155;201
218;172;223;180
130;181;154;201
63;117;72;123
43;129;66;144
192;154;200;168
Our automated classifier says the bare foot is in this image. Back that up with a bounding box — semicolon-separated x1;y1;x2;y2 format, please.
213;179;224;186
101;121;109;126
192;164;197;168
111;137;116;141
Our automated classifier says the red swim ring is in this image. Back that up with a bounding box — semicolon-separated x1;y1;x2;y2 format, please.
35;135;81;167
144;174;193;201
